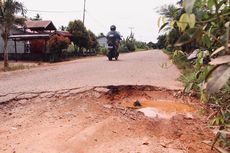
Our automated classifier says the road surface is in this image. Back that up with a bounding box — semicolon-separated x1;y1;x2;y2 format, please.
0;50;182;99
0;50;217;153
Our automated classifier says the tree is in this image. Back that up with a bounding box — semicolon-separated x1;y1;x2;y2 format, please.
156;35;167;49
0;0;26;68
59;25;67;31
67;20;89;51
87;30;99;50
48;34;70;54
48;34;70;62
147;42;157;49
31;13;42;21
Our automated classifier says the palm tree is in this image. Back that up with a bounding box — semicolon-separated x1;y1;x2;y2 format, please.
0;0;26;68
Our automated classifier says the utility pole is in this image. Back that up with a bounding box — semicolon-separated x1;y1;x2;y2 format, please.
128;27;134;34
83;0;86;25
128;27;134;38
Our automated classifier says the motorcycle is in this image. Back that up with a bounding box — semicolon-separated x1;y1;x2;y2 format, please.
107;42;119;61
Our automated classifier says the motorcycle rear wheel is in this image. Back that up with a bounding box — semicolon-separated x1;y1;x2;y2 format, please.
108;51;113;61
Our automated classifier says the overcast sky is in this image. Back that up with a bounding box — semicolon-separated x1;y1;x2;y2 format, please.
19;0;177;43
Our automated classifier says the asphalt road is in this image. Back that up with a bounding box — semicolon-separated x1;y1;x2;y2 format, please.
0;50;182;96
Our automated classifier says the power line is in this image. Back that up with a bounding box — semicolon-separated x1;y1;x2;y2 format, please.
27;9;82;13
86;11;107;30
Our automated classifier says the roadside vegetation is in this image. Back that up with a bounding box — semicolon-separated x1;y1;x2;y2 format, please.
0;0;26;68
98;32;150;55
158;0;230;151
0;61;41;72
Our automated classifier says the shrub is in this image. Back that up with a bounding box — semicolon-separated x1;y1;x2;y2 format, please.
98;46;108;55
48;34;70;54
48;34;70;62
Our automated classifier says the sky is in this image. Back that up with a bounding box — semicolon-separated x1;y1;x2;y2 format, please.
19;0;178;43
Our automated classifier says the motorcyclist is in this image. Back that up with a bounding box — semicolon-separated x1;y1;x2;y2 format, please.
106;25;122;51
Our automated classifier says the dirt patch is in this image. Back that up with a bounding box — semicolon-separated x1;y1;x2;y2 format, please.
0;86;217;153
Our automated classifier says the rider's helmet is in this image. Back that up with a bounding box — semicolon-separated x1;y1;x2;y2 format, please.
110;25;116;31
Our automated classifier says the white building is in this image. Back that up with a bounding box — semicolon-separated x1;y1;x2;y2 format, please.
97;36;108;48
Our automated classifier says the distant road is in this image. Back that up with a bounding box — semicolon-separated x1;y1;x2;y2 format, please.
0;50;182;96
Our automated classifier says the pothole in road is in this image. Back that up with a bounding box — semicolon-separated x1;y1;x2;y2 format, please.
0;85;216;153
125;100;195;119
105;85;197;120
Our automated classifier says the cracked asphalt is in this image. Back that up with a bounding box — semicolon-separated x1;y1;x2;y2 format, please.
0;50;182;102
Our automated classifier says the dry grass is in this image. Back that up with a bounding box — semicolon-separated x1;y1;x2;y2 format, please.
0;61;42;72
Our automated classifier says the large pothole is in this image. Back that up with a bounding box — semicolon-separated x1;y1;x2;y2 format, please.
0;85;217;153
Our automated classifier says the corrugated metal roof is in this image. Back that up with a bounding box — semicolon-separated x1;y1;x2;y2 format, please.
9;34;50;41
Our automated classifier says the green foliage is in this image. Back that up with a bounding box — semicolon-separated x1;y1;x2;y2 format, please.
119;33;136;52
156;34;167;49
87;30;99;50
31;13;42;21
67;20;99;53
167;28;180;47
171;50;192;73
98;46;108;55
158;0;230;150
48;34;70;62
67;20;89;50
147;42;158;49
135;41;149;50
118;41;129;53
48;34;70;53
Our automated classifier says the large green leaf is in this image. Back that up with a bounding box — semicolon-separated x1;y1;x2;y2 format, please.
206;65;230;94
157;16;166;28
177;13;189;31
183;0;196;13
202;34;212;48
188;14;196;28
157;16;161;28
159;22;169;32
170;20;176;29
210;55;230;65
177;13;196;31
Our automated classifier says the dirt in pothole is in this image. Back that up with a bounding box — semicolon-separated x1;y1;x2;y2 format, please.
0;86;217;153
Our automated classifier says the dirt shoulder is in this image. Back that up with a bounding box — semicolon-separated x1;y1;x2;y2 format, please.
0;86;217;153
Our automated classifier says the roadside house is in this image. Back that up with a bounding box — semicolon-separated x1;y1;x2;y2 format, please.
0;26;25;54
0;20;72;61
97;35;108;48
9;20;57;54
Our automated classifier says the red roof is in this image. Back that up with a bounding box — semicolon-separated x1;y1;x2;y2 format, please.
55;31;72;37
25;20;56;31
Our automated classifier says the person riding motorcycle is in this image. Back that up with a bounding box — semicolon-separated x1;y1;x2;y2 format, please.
106;25;122;52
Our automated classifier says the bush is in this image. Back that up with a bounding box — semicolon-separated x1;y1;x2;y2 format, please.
98;46;108;55
48;34;70;54
119;44;129;53
48;34;71;62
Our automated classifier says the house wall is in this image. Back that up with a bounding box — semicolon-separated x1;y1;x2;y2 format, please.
0;28;25;54
97;37;108;48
